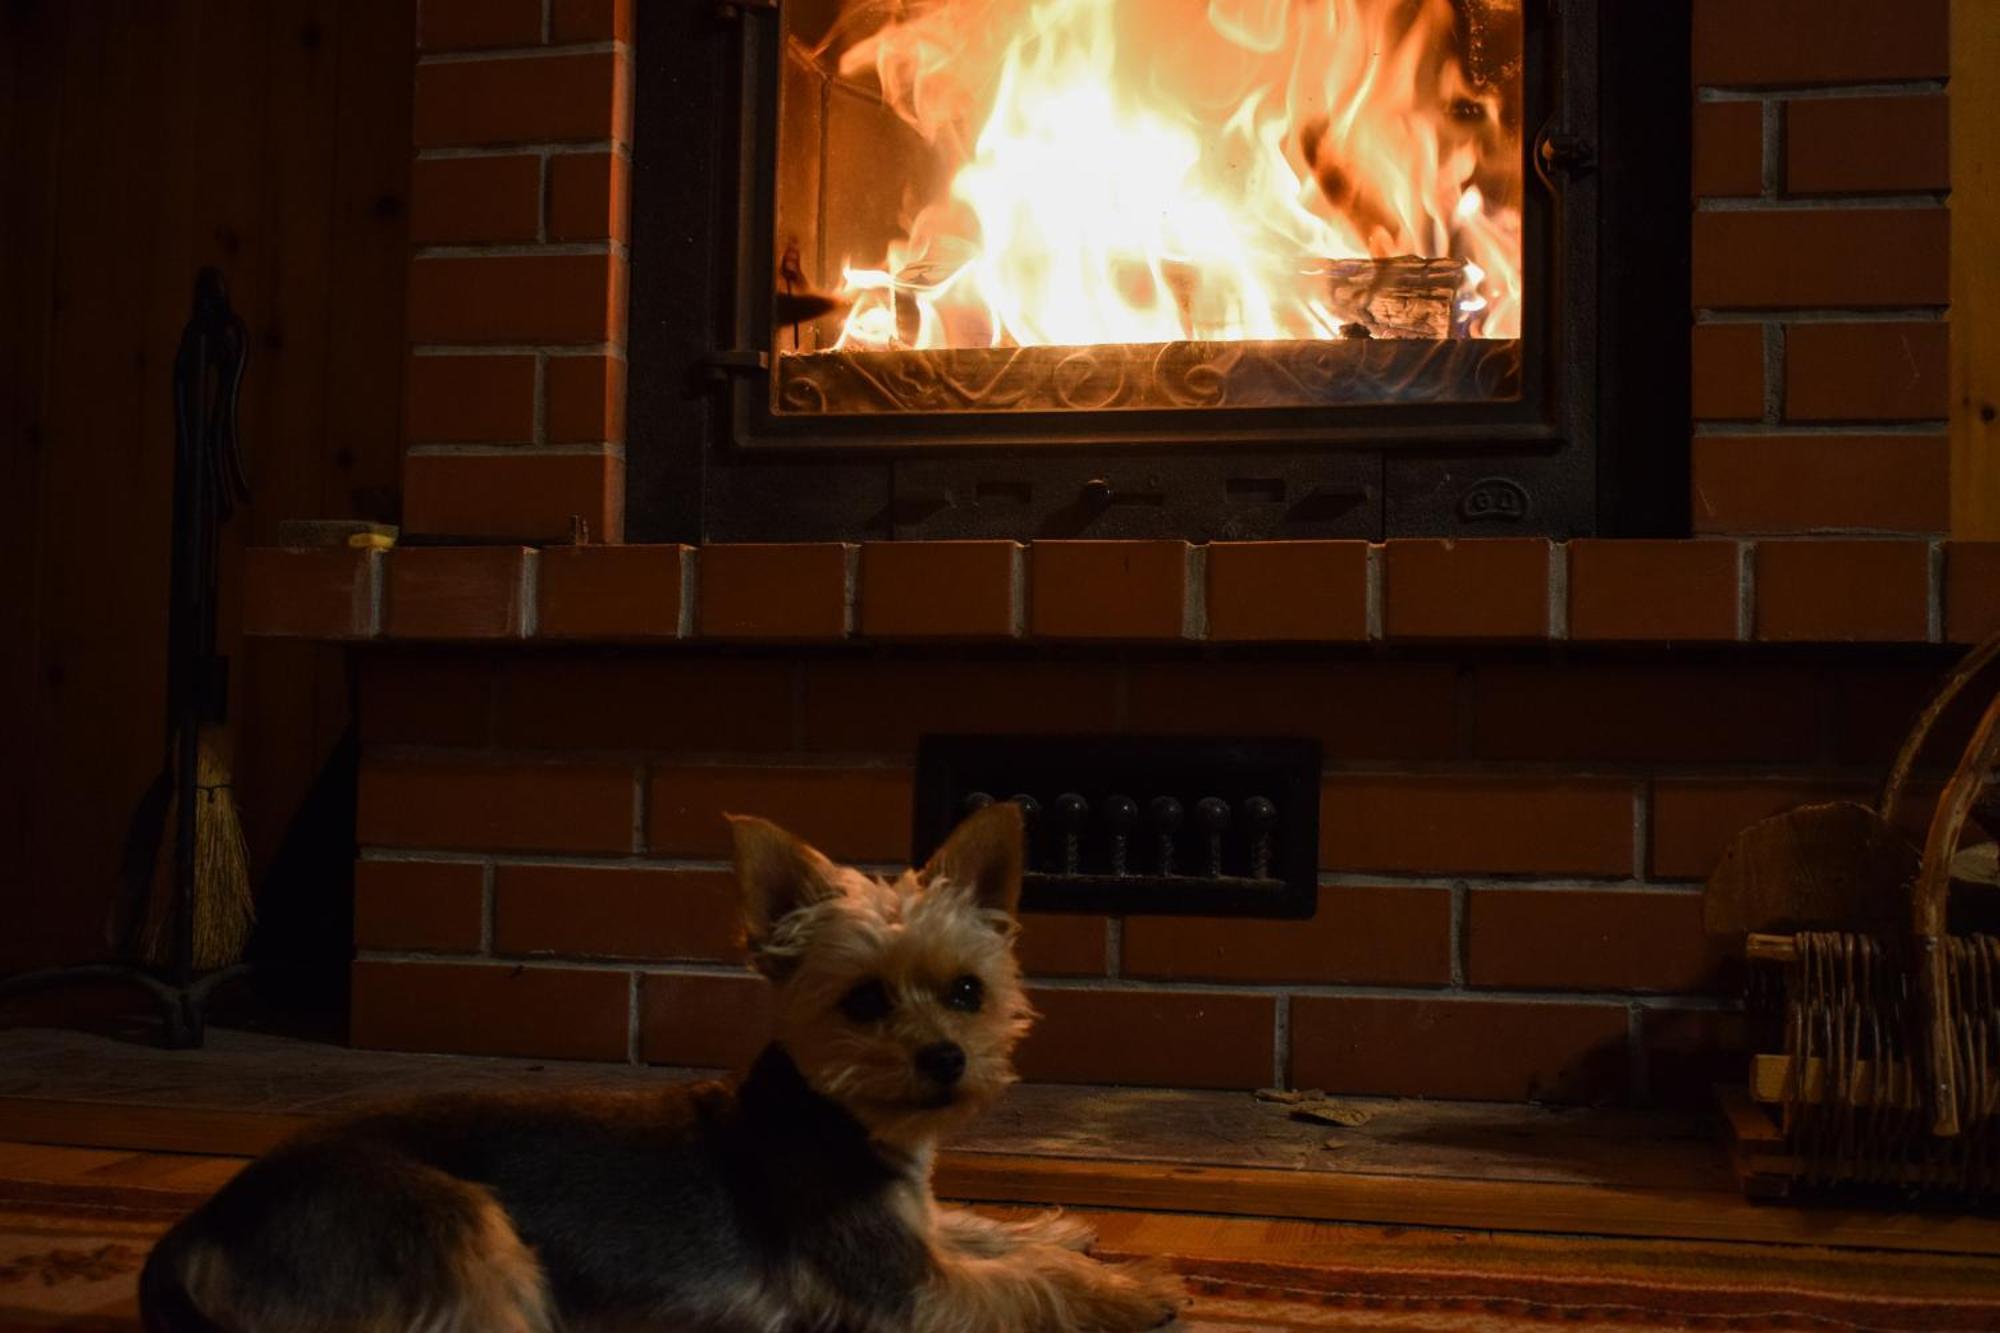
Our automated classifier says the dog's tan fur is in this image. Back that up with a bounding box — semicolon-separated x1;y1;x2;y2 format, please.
141;804;1183;1333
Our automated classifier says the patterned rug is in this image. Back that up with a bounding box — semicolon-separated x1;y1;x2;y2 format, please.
2;1206;1994;1332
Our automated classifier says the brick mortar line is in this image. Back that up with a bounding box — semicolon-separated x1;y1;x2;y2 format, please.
413;342;625;357
626;972;641;1063
1183;545;1208;640
1695;307;1947;324
1363;543;1384;642
357;742;1936;784
1626;1004;1649;1103
405;443;628;458
478;863;496;954
1760;97;1781;199
1736;539;1756;642
351;952;1738;1009
1696;80;1947;102
1761;323;1784;426
531;352;548;446
1696;194;1946;212
517;549;539;639
415;142;630;162
1633;781;1655;883
417;39;623;65
359;847;1712;896
677;547;698;639
1546;543;1568;640
1691;421;1948;437
1271;994;1291;1088
414;242;626;260
540;0;553;43
1928;540;1946;644
1447;880;1467;989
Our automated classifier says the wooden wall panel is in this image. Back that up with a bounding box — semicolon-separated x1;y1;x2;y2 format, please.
0;0;413;977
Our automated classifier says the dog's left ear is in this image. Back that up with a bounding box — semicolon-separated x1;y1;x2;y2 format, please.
921;802;1024;918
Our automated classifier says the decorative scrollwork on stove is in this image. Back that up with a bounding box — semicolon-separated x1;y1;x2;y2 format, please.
774;337;1522;415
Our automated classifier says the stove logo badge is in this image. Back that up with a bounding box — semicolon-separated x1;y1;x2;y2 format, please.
1460;476;1530;524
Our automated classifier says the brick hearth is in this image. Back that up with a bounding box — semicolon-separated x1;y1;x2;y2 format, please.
234;0;1988;1105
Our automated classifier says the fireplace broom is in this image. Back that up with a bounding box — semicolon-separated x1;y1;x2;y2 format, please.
117;268;255;974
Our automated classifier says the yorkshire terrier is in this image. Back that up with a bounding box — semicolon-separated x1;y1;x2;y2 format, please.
141;803;1185;1331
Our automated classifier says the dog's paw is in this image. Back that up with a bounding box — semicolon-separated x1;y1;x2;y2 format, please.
1088;1259;1186;1331
1019;1209;1097;1253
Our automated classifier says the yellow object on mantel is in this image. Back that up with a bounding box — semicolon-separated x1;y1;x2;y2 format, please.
347;531;395;551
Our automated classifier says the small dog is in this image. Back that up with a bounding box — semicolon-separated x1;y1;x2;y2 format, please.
140;803;1184;1331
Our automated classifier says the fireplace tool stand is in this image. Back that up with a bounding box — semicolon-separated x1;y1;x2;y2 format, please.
0;268;253;1049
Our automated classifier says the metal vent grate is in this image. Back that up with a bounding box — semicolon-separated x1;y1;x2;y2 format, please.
912;736;1320;917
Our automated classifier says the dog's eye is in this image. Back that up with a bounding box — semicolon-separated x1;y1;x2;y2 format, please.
945;975;984;1013
838;979;892;1024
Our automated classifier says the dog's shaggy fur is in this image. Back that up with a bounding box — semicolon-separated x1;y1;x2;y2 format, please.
140;804;1184;1332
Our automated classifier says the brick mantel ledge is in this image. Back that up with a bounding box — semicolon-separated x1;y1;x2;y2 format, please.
243;538;2000;648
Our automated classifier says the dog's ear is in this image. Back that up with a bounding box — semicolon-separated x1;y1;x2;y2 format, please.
921;802;1024;919
728;815;843;952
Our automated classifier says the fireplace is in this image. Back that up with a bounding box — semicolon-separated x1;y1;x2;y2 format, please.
628;0;1689;543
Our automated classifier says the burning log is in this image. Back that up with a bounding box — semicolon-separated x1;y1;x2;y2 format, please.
1321;256;1465;340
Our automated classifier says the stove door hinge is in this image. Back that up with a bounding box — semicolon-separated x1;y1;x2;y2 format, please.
699;349;770;382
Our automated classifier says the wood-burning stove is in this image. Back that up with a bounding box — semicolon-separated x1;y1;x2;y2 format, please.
628;0;1688;543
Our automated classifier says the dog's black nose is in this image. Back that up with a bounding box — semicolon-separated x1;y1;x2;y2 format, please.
914;1041;966;1087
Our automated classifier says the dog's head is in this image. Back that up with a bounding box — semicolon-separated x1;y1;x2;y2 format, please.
728;803;1031;1145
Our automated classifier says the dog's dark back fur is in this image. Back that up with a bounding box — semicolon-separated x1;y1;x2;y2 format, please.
143;1046;930;1331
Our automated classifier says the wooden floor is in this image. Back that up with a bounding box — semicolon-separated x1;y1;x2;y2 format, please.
3;1024;1999;1257
5;1024;2000;1329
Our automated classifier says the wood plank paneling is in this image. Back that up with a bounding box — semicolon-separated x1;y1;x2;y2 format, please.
0;0;413;978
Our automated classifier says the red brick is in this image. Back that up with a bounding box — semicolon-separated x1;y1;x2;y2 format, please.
1692;101;1762;197
535;544;686;639
1692;436;1949;535
358;653;493;748
1785;323;1949;422
1946;542;2000;644
1030;542;1187;640
1828;660;1990;767
414;52;629;148
547;150;629;243
647;766;912;862
1123;885;1450;986
496;657;793;751
697;543;852;639
1320;776;1633;877
353;960;629;1061
1016;915;1107;978
1016;988;1274;1089
1567;539;1740;642
385;547;529;640
1125;662;1459;762
243;547;378;639
495;864;740;961
1650;779;1861;880
408;252;626;345
1691;324;1763;421
640;972;772;1070
1204;541;1368;642
419;0;541;51
409;155;540;245
1466;889;1729;993
1788;96;1950;196
1291;996;1630;1103
1754;539;1931;642
404;354;536;444
1383;539;1549;640
801;661;1118;754
1470;664;1819;764
1693;210;1949;309
1692;0;1948;86
857;542;1021;639
404;452;624;544
1643;1008;1751;1110
544;354;626;443
354;860;485;953
551;0;632;43
358;758;636;854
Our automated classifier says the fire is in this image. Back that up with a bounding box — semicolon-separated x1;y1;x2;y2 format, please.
814;0;1522;353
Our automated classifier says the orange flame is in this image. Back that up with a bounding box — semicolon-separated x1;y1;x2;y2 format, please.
818;0;1521;352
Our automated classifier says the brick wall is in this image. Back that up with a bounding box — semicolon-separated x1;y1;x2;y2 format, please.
1689;0;1952;536
246;0;1996;1102
403;0;631;543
